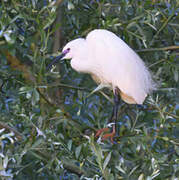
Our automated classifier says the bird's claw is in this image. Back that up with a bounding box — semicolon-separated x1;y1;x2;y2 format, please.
95;125;116;143
95;127;110;137
101;131;116;143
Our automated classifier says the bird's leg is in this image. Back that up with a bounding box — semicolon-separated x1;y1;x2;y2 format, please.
95;101;115;138
102;88;119;140
96;88;120;142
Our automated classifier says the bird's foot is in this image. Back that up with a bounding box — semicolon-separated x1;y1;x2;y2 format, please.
95;127;110;137
102;131;116;143
95;125;116;143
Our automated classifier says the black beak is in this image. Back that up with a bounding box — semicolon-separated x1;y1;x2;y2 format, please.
47;49;70;70
47;52;66;70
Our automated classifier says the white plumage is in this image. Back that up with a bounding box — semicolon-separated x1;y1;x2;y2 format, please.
62;29;155;104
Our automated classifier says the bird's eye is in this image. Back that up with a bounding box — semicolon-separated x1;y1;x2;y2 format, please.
67;48;70;51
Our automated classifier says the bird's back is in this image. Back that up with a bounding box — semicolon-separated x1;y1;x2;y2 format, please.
86;29;155;104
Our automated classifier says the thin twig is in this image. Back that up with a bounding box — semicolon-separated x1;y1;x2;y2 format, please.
37;82;112;109
136;45;179;53
46;82;113;103
164;111;179;119
148;59;166;68
36;88;58;108
126;30;144;40
62;159;92;176
47;82;91;92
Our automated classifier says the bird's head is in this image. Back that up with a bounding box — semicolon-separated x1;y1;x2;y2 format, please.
61;38;85;59
47;38;88;72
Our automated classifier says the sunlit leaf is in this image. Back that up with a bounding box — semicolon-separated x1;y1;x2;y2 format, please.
103;151;111;171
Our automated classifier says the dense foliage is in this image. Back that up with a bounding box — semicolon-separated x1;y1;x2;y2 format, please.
0;0;179;179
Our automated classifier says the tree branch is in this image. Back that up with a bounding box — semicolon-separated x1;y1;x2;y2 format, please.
136;45;179;53
47;82;91;92
36;88;58;108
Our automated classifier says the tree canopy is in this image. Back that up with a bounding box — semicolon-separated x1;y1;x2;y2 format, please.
0;0;179;179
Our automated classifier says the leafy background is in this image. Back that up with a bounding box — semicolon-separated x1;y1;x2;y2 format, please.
0;0;179;179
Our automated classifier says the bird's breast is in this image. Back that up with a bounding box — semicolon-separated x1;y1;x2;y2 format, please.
90;73;112;86
91;74;101;84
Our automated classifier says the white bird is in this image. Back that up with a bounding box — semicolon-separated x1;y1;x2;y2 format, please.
48;29;155;141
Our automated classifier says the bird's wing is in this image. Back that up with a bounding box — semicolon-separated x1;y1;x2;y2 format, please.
86;29;154;104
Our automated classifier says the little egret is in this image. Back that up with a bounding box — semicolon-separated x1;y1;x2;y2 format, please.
48;29;155;141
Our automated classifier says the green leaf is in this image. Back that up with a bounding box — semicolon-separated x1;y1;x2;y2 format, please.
75;145;82;159
103;151;111;171
67;140;72;151
31;89;40;106
174;69;178;82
